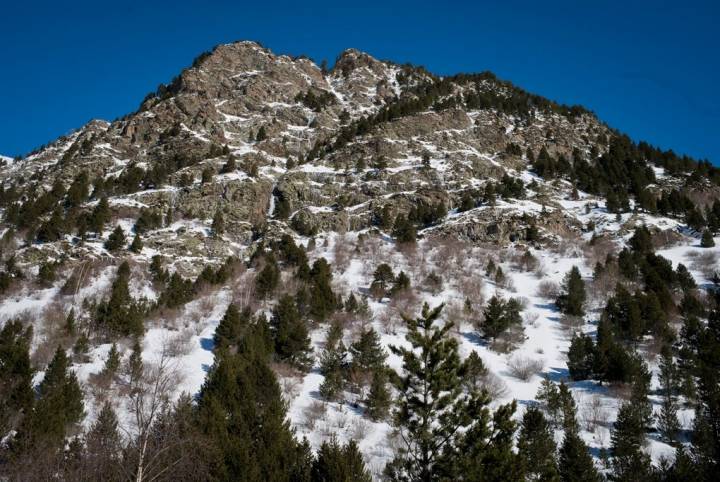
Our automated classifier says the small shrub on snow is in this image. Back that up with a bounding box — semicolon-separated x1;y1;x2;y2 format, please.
507;356;544;381
536;280;560;299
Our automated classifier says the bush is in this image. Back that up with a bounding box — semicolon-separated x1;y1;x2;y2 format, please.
508;356;544;381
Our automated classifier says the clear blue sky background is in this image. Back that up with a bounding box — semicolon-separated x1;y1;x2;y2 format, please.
1;0;718;162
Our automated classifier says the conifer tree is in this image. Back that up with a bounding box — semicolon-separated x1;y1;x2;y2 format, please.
559;430;601;482
213;303;249;354
256;125;267;141
101;343;121;380
610;402;652;480
90;196;110;234
372;263;395;296
481;295;522;340
386;303;494;480
104;225;126;251
82;401;123;481
556;266;586;316
567;332;595;380
96;261;144;337
211;209;224;236
311;438;372;482
129;233;143;253
36;207;65;242
319;321;347;401
15;346;84;450
701;229;715;248
271;295;312;370
0;319;34;434
366;369;391;421
349;327;386;374
392;214;417;243
517;406;560;481
308;258;336;321
657;345;680;445
392;271;411;295
255;254;280;299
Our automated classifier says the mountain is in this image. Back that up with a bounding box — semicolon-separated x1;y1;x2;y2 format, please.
1;40;719;480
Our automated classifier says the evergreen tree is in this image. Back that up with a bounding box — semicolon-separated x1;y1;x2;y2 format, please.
372;263;395;295
657;346;681;445
311;438;372;482
90;196;110;234
201;166;214;183
701;229;715;248
82;401;123;481
129;233;143;253
392;214;417;243
212;209;225;236
256;125;267;141
36;207;65;242
101;343;121;380
308;258;336;321
0;320;34;434
213;303;249;354
104;225;126;251
255;254;280;299
556;266;586;316
559;430;601;482
349;327;386;374
318;321;347;401
366;370;391;421
96;261;144;337
517;406;560;481
481;296;523;340
385;303;496;480
15;346;84;451
610;402;652;481
392;271;411;295
270;295;312;370
567;332;595;380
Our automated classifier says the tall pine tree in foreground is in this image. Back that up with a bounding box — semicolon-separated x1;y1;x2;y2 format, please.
517;406;559;481
385;303;518;481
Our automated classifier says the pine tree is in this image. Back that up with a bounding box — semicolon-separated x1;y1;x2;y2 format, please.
211;209;224;236
349;327;386;374
701;229;715;248
256;125;267;141
517;406;560;481
129;233;143;253
36;207;65;242
392;214;417;243
319;321;347;401
220;155;237;173
271;295;312;370
366;370;391;421
657;347;681;445
15;346;84;450
90;196;110;234
201;166;214;183
255;254;280;298
556;266;586;316
96;261;144;337
385;303;492;480
101;343;121;380
391;271;411;295
372;263;395;295
567;332;595;380
83;401;123;481
610;402;652;480
104;225;126;251
311;437;372;482
0;320;34;433
559;430;601;482
213;303;249;354
481;295;522;340
308;258;337;321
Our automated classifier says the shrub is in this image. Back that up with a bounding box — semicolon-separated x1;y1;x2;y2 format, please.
508;356;544;381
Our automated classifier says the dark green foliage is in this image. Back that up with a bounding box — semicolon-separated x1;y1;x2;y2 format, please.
37;260;58;286
657;346;681;445
701;229;715;247
14;347;84;451
556;266;586;317
96;261;144;337
517;406;560;481
157;271;194;309
82;401;123;481
104;225;126;251
256;125;267;141
308;258;336;321
0;320;34;433
270;295;312;370
311;438;372;482
559;430;602;482
349;327;386;373
133;208;162;234
386;303;514;480
129;233;143;253
90;196;111;234
366;370;391;421
101;343;121;379
36;207;64;242
372;263;394;296
212;209;225;236
201;166;214;183
295;89;336;112
318;322;347;401
567;332;595;381
392;271;411;295
481;295;523;340
255;254;280;299
65;171;89;208
392;214;417;243
220;155;237;174
610;402;652;481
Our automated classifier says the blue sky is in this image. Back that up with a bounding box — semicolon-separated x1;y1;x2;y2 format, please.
1;0;718;162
